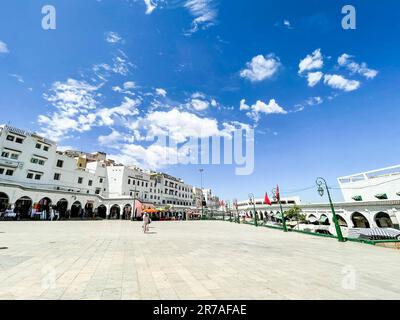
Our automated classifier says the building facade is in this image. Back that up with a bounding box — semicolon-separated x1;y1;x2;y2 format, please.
0;125;211;219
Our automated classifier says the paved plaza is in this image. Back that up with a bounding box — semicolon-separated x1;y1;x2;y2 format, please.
0;220;400;300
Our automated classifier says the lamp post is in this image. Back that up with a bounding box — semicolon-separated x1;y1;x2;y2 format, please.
131;184;137;221
272;188;288;232
199;169;204;220
228;201;232;222
316;177;345;242
248;193;258;227
233;198;240;224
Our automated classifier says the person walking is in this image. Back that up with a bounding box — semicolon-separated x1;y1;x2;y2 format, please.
142;213;150;233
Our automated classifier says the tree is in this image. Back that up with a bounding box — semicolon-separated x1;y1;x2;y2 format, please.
285;205;306;222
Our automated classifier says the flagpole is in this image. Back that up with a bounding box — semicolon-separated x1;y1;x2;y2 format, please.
272;187;288;232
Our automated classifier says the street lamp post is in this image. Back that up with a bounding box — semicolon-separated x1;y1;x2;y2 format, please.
199;169;204;220
233;199;240;224
131;184;137;221
248;193;258;227
272;188;288;232
228;201;232;222
316;177;345;242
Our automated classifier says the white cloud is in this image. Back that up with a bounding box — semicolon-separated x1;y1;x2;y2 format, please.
155;88;167;97
184;0;218;34
283;20;292;28
323;74;360;92
306;96;323;106
144;0;157;14
9;74;24;83
338;53;378;79
123;81;136;89
135;108;222;143
38;78;142;140
252;99;287;114
108;109;251;169
241;99;287;122
307;71;323;87
0;41;8;53
240;99;250;111
299;49;323;74
240;54;281;82
98;130;123;145
97;97;140;126
190;99;210;111
105;32;122;44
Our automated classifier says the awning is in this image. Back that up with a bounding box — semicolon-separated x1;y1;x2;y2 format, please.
375;193;388;200
319;216;329;223
348;228;400;240
352;195;363;202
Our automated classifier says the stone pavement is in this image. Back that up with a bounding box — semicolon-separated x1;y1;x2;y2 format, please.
0;220;399;300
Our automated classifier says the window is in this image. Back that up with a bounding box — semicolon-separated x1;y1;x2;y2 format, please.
95;189;101;195
6;135;14;141
0;168;4;174
35;143;41;149
54;173;61;181
38;160;45;166
88;180;93;186
56;160;64;168
99;178;103;183
10;153;19;160
34;174;41;180
78;177;83;184
15;137;23;144
128;179;131;185
43;146;49;151
5;169;14;176
375;193;388;200
1;151;9;158
27;173;34;179
31;158;38;164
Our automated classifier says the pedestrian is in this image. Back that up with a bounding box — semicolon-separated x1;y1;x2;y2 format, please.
142;213;150;233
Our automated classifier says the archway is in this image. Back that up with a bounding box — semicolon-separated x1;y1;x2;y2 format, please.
85;202;94;219
38;197;52;220
319;214;330;225
307;214;318;224
110;205;121;219
336;214;348;227
351;212;370;228
56;199;68;219
15;196;33;219
71;201;82;218
0;192;9;212
97;205;107;219
123;204;132;220
374;212;394;228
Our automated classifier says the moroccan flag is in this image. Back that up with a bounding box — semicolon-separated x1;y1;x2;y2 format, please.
264;192;271;205
276;185;281;202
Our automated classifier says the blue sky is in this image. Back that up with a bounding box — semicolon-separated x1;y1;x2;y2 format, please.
1;0;399;203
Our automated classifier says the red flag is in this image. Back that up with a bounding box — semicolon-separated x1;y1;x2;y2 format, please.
264;192;271;205
276;185;280;202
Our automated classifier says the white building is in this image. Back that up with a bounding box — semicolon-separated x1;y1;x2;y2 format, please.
338;164;400;202
0;125;207;220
